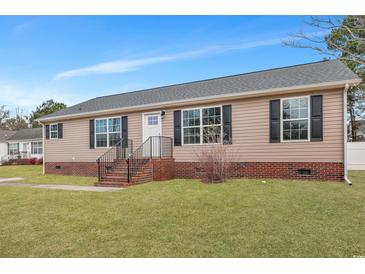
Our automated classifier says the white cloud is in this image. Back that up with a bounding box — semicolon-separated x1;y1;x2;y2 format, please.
56;33;320;80
13;21;33;34
54;47;219;80
54;31;326;80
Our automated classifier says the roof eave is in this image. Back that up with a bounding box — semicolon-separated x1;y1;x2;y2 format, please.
37;78;361;123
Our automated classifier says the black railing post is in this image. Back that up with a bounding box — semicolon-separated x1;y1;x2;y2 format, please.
127;158;130;184
97;159;99;182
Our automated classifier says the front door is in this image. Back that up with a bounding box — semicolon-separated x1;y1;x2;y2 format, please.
143;113;162;157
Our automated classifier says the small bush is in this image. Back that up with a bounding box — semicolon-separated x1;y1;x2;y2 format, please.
29;158;37;165
196;144;233;184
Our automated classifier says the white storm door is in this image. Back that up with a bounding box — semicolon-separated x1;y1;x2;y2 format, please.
143;113;162;157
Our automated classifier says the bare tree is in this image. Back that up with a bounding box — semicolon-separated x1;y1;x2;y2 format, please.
283;16;365;141
283;16;365;66
1;107;29;131
0;105;10;129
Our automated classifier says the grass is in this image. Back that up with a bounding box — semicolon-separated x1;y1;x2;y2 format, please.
0;165;96;186
0;166;364;257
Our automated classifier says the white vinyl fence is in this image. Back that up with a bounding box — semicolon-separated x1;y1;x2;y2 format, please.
347;142;365;170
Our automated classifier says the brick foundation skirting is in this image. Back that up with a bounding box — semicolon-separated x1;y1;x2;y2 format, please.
45;161;344;181
45;162;98;177
152;159;175;181
174;161;344;181
45;159;175;180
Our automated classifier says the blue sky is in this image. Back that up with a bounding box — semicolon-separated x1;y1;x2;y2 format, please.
0;16;329;114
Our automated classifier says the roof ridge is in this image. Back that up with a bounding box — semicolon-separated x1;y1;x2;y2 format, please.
91;59;337;101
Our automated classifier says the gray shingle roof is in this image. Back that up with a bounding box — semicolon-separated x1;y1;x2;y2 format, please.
0;130;16;142
6;128;43;141
42;60;359;120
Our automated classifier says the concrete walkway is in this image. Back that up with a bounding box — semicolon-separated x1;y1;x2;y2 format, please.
0;181;122;192
0;177;23;182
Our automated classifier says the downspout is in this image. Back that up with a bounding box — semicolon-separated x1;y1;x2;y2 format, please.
343;84;352;186
41;122;45;175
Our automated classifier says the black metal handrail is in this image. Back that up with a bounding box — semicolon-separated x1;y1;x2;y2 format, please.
127;136;173;183
97;138;133;183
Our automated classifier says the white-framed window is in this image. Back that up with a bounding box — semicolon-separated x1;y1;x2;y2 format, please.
148;115;159;125
31;141;43;154
182;106;222;145
50;124;58;139
8;143;19;155
95;117;121;148
281;96;310;142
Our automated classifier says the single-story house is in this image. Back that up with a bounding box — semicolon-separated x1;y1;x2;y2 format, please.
0;130;16;164
0;128;43;165
37;60;361;186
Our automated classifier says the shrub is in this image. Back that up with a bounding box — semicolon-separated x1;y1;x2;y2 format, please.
29;158;37;165
37;158;43;165
196;144;233;184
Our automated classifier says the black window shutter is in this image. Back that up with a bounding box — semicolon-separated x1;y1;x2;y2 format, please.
57;123;63;139
222;105;232;144
269;99;281;143
174;110;182;146
310;95;323;141
45;125;50;139
89;119;95;149
121;116;128;148
44;125;49;139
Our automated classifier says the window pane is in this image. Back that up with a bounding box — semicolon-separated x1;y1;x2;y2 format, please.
299;98;308;108
290;99;299;108
50;131;58;138
183;127;200;144
202;107;221;126
290;109;299;119
96;119;107;133
282;97;309;141
283;130;290;140
290;121;299;130
291;129;299;140
283;121;290;130
108;118;121;132
203;126;221;143
283;120;308;141
109;133;121;147
51;124;58;131
300;129;308;140
96;134;107;147
283;100;290;110
283;109;290;119
147;116;158;125
183;109;200;127
299;108;308;119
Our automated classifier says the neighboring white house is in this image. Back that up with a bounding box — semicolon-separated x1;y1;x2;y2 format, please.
0;130;16;164
0;128;43;165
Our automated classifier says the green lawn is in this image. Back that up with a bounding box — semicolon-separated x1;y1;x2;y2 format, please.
0;165;96;185
0;166;364;257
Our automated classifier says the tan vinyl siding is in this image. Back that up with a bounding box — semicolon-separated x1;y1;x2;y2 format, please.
45;88;344;163
44;112;142;162
162;88;344;163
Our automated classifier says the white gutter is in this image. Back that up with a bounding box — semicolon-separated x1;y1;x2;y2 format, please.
343;84;352;186
37;78;361;123
41;123;45;175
